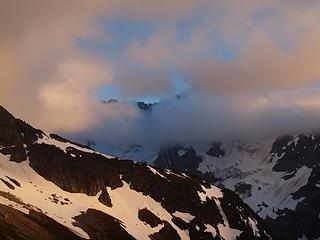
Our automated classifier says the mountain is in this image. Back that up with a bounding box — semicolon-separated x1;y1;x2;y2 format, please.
0;106;272;240
145;136;320;240
80;99;320;239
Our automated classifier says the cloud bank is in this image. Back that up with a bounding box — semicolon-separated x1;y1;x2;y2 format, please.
1;0;320;146
68;90;320;148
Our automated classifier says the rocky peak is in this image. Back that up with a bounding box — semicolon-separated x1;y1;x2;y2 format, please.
0;106;43;162
137;101;155;112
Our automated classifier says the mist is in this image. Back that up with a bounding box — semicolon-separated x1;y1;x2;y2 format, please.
1;0;320;148
63;89;320;149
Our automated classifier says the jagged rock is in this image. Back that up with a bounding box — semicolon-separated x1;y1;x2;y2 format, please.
0;106;42;162
138;208;163;228
98;188;112;207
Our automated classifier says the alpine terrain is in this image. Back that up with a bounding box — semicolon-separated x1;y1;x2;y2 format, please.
94;101;320;240
0;106;272;240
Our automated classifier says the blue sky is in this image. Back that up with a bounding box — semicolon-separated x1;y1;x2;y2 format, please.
77;16;240;103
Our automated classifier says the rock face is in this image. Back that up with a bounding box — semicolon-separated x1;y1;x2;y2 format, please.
0;106;43;162
155;145;203;175
0;105;272;240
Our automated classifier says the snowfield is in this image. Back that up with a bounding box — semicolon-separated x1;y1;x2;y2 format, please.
0;152;228;240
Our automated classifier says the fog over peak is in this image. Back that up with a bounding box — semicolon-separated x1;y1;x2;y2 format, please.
1;1;320;147
64;90;320;148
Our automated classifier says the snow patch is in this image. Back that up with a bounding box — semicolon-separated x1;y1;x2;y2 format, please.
37;134;114;159
147;166;167;180
198;185;223;201
178;149;187;156
204;224;216;237
195;140;312;219
214;198;242;240
172;211;195;223
247;217;260;237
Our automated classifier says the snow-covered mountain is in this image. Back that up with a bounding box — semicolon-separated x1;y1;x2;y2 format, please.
89;100;320;239
128;137;319;240
0;106;271;240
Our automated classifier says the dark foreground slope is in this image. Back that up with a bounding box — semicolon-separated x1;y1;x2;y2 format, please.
0;203;82;240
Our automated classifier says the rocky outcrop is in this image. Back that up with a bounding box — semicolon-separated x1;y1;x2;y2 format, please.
98;188;113;207
0;106;43;162
73;209;135;240
28;144;123;196
138;208;163;228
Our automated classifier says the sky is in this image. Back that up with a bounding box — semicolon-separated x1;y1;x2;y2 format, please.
1;0;320;146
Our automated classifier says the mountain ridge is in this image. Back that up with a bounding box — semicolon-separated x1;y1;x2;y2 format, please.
0;105;272;240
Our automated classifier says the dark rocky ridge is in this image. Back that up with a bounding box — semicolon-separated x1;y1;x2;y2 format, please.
0;204;83;240
25;147;272;239
27;143;228;230
0;105;273;240
0;106;43;162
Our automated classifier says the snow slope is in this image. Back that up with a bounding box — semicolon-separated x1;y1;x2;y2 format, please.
194;140;313;219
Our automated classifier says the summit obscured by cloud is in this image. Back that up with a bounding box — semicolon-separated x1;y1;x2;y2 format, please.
1;0;320;145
